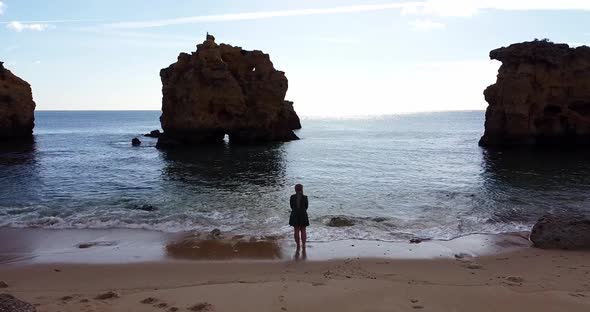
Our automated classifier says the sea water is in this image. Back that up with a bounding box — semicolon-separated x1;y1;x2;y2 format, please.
1;111;589;242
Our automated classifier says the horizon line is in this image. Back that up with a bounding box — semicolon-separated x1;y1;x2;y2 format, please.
35;109;486;115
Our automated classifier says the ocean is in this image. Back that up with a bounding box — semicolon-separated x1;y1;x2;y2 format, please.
1;111;589;242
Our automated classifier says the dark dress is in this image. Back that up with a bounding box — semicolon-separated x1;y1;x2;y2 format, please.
289;194;309;227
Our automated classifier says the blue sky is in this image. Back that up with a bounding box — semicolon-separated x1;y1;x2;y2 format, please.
1;0;590;116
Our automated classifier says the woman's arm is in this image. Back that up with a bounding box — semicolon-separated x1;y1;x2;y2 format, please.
304;196;308;210
290;195;296;210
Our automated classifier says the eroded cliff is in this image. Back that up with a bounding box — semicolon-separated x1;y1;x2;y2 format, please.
157;34;301;148
0;62;36;142
480;40;590;146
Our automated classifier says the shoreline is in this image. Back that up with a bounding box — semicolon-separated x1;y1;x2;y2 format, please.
0;227;532;265
1;227;589;311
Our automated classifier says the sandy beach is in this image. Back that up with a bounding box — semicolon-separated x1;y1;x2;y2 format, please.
1;228;589;311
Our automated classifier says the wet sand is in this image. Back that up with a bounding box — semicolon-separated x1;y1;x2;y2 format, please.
0;227;531;264
0;228;589;311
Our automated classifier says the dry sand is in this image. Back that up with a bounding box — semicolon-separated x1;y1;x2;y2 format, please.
0;228;589;311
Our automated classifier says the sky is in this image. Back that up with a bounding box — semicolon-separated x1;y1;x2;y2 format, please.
1;0;590;116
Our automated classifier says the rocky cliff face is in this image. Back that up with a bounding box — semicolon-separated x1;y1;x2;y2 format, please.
480;40;590;146
157;34;301;148
0;62;36;142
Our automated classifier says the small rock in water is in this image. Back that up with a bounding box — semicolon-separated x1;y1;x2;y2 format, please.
0;281;8;288
454;253;471;259
144;129;162;138
0;294;37;312
409;238;423;244
326;216;355;227
77;241;117;249
131;137;141;146
208;228;222;239
95;291;119;300
136;204;158;212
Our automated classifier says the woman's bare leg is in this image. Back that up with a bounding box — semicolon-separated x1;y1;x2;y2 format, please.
301;226;307;249
294;226;301;250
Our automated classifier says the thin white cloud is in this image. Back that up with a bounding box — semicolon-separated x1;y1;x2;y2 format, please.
3;0;590;33
102;0;590;29
402;0;590;17
0;19;102;24
0;1;5;15
409;19;446;30
106;3;413;29
402;0;479;17
6;21;52;32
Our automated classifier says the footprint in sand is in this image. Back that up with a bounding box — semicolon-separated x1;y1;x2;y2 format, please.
188;302;214;311
569;293;586;298
465;263;483;270
140;297;158;304
279;274;289;311
155;302;168;309
505;276;524;284
499;276;524;286
94;291;119;300
60;295;76;302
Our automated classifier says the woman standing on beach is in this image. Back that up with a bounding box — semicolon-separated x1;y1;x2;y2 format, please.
289;184;309;252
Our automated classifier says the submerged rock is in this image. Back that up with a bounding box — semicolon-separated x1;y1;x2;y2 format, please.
326;216;355;227
480;40;590;147
0;62;36;143
157;34;301;148
530;214;590;250
208;228;222;239
77;241;117;249
129;204;158;212
131;137;141;146
138;204;157;211
144;129;161;138
0;294;37;312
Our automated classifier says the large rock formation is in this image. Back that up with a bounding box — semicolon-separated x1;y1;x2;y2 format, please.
157;34;301;148
530;214;590;250
0;62;36;142
480;40;590;146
